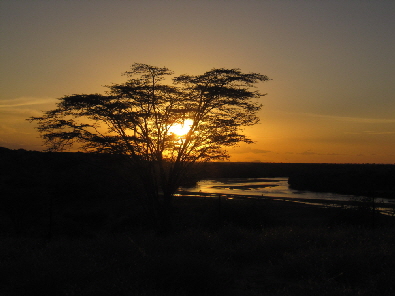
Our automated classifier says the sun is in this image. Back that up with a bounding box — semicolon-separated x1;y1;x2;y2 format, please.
169;119;194;136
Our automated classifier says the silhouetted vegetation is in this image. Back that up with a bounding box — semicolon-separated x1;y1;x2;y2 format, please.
28;64;270;233
288;163;395;198
1;148;394;295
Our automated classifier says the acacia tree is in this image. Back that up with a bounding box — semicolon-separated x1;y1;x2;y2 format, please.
29;63;270;230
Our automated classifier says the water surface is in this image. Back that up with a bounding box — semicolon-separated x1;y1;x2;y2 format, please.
179;178;395;214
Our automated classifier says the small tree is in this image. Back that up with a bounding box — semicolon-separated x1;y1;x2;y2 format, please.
29;63;270;231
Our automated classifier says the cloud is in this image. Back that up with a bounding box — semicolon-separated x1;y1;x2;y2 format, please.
0;124;17;134
344;131;395;135
275;111;395;124
306;113;395;124
363;131;395;135
0;97;55;108
298;150;347;156
249;148;272;154
299;150;318;155
0;108;43;117
0;97;57;118
233;147;272;154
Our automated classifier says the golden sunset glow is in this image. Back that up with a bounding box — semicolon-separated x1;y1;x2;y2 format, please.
168;119;194;137
1;0;394;163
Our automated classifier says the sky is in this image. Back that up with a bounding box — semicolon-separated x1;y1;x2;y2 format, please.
1;0;394;163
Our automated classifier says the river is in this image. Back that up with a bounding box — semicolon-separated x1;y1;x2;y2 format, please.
179;177;395;214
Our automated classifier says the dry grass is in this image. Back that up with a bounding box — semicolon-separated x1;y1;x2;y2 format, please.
1;194;394;295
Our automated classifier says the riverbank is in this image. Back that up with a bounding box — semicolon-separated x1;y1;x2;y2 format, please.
178;189;395;217
173;193;395;229
2;148;394;294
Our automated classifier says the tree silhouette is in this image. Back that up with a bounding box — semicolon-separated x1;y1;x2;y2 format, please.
29;63;270;232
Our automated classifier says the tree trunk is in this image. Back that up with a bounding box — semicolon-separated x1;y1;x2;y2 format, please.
157;192;174;235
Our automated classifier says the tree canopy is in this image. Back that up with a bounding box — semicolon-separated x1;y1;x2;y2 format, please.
29;63;270;230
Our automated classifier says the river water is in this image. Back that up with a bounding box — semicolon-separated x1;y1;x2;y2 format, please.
179;177;395;213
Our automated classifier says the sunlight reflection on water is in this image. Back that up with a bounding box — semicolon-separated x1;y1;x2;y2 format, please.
181;178;354;200
179;178;395;214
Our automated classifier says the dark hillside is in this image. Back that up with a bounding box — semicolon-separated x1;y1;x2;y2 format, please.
0;147;138;200
0;148;143;236
1;148;395;295
288;164;395;198
1;148;394;237
2;148;394;197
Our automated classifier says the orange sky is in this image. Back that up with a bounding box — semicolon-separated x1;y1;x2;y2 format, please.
1;0;394;163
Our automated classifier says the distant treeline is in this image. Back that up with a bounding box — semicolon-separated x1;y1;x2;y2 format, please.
1;147;394;198
287;164;395;198
0;147;139;200
198;161;395;198
1;147;394;236
0;147;143;236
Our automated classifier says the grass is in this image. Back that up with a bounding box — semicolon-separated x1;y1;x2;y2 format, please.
1;194;394;295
